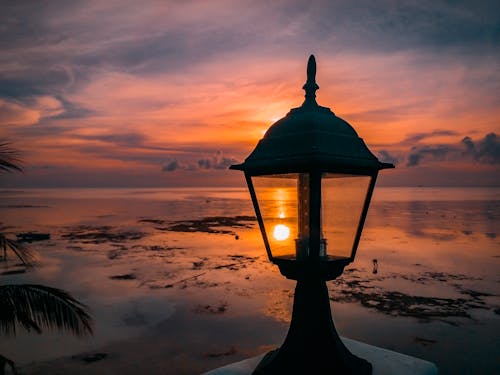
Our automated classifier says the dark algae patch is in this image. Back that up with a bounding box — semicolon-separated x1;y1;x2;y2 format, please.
336;290;472;322
414;337;437;346
138;218;166;225
212;255;259;271
61;225;145;244
204;346;237;358
330;269;498;325
72;352;108;364
143;216;256;235
107;244;182;261
193;301;228;315
109;273;137;280
154;254;259;290
16;232;50;242
1;269;26;275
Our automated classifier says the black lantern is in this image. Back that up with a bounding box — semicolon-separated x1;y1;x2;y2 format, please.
231;55;394;374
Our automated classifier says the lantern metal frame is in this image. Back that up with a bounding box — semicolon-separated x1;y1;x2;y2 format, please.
244;170;378;280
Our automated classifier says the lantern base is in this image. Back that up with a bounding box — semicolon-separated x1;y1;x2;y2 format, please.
273;256;351;281
252;277;371;375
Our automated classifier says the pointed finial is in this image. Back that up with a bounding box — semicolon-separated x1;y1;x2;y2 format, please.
302;54;319;106
307;55;316;82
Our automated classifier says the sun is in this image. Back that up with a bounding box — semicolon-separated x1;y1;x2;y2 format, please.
273;224;290;241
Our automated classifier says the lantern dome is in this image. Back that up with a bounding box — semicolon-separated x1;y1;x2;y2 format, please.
231;55;394;175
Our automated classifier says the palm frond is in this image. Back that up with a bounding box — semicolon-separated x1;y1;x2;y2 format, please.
0;284;93;337
0;354;19;375
0;142;23;174
0;233;36;266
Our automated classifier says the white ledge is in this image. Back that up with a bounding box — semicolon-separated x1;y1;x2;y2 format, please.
202;337;438;375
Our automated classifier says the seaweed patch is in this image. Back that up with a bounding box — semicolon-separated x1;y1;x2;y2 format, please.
203;346;237;358
414;337;437;346
193;301;228;315
109;273;137;280
329;269;497;324
154;216;256;235
61;225;145;244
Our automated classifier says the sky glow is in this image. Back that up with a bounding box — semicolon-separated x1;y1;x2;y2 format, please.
0;0;499;187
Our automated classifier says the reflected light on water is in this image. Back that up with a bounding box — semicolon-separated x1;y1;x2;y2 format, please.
273;224;290;241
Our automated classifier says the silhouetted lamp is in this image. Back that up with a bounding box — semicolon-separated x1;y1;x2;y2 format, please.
231;55;394;374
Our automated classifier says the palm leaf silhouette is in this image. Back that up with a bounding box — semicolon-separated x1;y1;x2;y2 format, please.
0;142;22;174
0;234;36;266
0;284;93;336
0;140;94;348
0;141;35;266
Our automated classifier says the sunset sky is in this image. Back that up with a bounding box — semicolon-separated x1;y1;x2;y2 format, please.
1;0;499;187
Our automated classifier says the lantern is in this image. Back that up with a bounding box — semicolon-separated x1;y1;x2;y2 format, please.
231;55;393;281
230;55;393;375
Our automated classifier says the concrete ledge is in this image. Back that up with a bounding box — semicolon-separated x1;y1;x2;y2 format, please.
202;337;438;375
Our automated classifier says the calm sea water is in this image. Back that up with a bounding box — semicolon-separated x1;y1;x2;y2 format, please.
0;187;498;374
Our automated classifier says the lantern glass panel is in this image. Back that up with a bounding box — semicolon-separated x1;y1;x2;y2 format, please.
252;174;307;260
321;174;371;259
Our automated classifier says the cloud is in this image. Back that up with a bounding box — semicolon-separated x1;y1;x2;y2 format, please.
346;103;421;124
52;98;94;119
76;132;148;148
162;159;180;172
0;96;64;126
33;96;64;118
407;145;451;166
461;133;500;165
198;150;238;170
160;158;198;172
1;0;498;97
403;130;459;145
377;150;401;165
162;151;238;173
405;132;499;166
0;99;40;126
265;0;500;55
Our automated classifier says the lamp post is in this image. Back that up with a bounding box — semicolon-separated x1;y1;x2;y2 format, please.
230;55;394;375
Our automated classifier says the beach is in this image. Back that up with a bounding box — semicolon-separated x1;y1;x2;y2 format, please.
0;187;498;374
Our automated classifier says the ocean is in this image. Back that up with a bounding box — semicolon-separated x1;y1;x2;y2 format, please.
0;187;498;374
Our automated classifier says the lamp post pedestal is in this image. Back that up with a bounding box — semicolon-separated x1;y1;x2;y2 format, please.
253;277;371;375
202;340;439;375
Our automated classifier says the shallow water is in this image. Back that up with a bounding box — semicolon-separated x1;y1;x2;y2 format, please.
0;187;498;374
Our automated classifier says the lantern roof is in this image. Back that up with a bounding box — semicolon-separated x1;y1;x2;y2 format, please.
230;55;394;175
